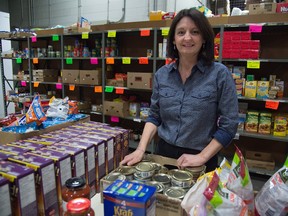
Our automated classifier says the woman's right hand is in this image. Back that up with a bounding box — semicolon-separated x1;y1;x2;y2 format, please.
120;148;145;166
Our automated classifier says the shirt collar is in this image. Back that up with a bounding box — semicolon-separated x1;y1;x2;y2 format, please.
171;58;206;73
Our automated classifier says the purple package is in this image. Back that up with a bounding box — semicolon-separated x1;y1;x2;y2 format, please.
0;176;12;216
8;154;59;216
0;160;37;216
24;136;62;145
7;140;44;151
0;144;30;155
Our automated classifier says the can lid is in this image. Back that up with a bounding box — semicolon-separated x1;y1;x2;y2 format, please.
67;198;90;213
170;169;193;181
152;173;171;184
65;177;86;189
135;162;154;172
163;187;186;199
104;172;126;182
146;181;165;193
117;166;136;176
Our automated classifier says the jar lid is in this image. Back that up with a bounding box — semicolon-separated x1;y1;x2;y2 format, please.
67;198;90;213
65;177;86;189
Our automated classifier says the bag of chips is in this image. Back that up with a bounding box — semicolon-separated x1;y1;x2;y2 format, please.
26;94;47;125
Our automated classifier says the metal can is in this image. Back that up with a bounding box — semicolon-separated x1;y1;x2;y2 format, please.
135;162;155;179
170;169;194;188
116;166;136;180
163;186;186;199
185;165;206;181
146;181;165;193
104;172;126;182
152;173;171;187
133;172;151;182
151;162;162;173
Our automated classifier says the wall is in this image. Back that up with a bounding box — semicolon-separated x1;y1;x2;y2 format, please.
7;0;206;29
0;0;9;13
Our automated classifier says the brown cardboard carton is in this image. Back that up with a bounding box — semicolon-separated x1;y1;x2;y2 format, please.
103;100;130;118
246;151;275;170
249;3;277;15
35;28;64;36
127;72;153;90
62;69;80;84
79;69;102;85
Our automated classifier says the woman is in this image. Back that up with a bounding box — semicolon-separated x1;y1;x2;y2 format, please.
120;8;238;172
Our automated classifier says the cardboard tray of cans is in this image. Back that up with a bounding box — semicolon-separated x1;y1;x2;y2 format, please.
100;154;206;216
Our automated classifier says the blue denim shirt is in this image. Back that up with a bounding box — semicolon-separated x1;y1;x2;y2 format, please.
146;60;238;151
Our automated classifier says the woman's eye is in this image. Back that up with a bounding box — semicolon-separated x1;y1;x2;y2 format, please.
177;31;184;35
191;30;200;35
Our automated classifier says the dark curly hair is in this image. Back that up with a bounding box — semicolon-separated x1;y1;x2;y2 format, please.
167;8;215;65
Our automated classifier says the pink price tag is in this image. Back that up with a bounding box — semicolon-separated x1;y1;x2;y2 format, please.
111;116;119;122
56;83;62;90
90;57;98;64
31;36;37;42
249;24;262;33
21;81;27;86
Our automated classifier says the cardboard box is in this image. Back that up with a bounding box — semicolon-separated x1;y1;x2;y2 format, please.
8;154;59;216
0;115;90;145
0;32;11;38
35;28;64;36
276;2;288;13
79;69;102;85
33;69;58;76
246;151;275;171
33;75;58;82
100;154;187;216
249;3;277;15
127;72;153;90
62;69;80;84
0;176;12;216
103;100;130;118
0;161;38;215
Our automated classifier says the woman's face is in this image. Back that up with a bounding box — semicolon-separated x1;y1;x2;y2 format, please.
174;16;205;58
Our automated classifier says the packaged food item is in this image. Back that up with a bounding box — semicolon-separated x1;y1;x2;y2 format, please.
273;116;287;136
26;94;47;125
245;111;259;133
65;198;94;216
258;112;272;134
46;96;69;119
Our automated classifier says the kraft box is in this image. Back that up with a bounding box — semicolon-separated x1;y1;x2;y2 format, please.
79;69;102;85
8;154;59;216
62;69;80;84
103;180;156;216
103;100;130;118
0;160;38;216
127;72;153;90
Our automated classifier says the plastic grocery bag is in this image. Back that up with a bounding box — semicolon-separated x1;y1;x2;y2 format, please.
226;146;254;215
255;156;288;216
203;172;248;216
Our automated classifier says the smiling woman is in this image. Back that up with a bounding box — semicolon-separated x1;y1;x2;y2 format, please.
120;8;239;173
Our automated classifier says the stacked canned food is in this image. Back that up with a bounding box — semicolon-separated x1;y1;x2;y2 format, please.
104;160;205;200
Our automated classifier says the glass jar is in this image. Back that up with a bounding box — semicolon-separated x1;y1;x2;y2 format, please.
62;177;90;214
65;198;95;216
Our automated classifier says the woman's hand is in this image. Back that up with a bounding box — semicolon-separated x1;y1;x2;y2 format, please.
120;148;145;166
177;153;207;169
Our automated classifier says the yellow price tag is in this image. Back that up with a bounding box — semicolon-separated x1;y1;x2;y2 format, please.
108;30;116;37
122;57;131;64
161;27;170;36
82;32;89;39
247;60;260;69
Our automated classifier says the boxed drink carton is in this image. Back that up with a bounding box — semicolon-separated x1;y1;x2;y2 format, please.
0;161;38;215
8;154;59;216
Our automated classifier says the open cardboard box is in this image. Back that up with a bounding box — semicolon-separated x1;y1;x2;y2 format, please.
0;115;90;145
100;154;187;216
246;150;275;171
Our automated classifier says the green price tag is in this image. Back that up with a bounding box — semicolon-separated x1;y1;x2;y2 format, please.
66;58;73;64
108;30;116;37
52;34;59;41
247;60;260;69
161;28;170;36
105;86;114;92
122;57;131;64
16;58;22;64
82;32;89;39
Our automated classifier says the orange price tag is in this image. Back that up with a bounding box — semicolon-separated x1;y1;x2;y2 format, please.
33;58;39;64
139;57;148;64
69;85;75;91
140;29;150;36
94;86;102;93
106;57;115;64
115;88;124;94
33;82;39;87
265;100;279;110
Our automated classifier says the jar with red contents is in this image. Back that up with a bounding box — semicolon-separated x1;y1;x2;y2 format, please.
65;198;94;216
62;177;90;214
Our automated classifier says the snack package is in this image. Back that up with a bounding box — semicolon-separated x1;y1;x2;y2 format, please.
26;94;47;125
227;146;254;215
68;100;78;114
255;156;288;216
203;172;248;216
46;96;69;119
217;157;231;187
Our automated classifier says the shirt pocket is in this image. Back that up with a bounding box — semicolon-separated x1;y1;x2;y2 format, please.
159;88;178;109
190;90;216;111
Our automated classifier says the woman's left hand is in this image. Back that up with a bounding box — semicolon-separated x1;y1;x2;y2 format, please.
177;153;207;169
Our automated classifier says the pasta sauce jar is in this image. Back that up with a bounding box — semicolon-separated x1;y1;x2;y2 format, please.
62;177;90;214
65;198;94;216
